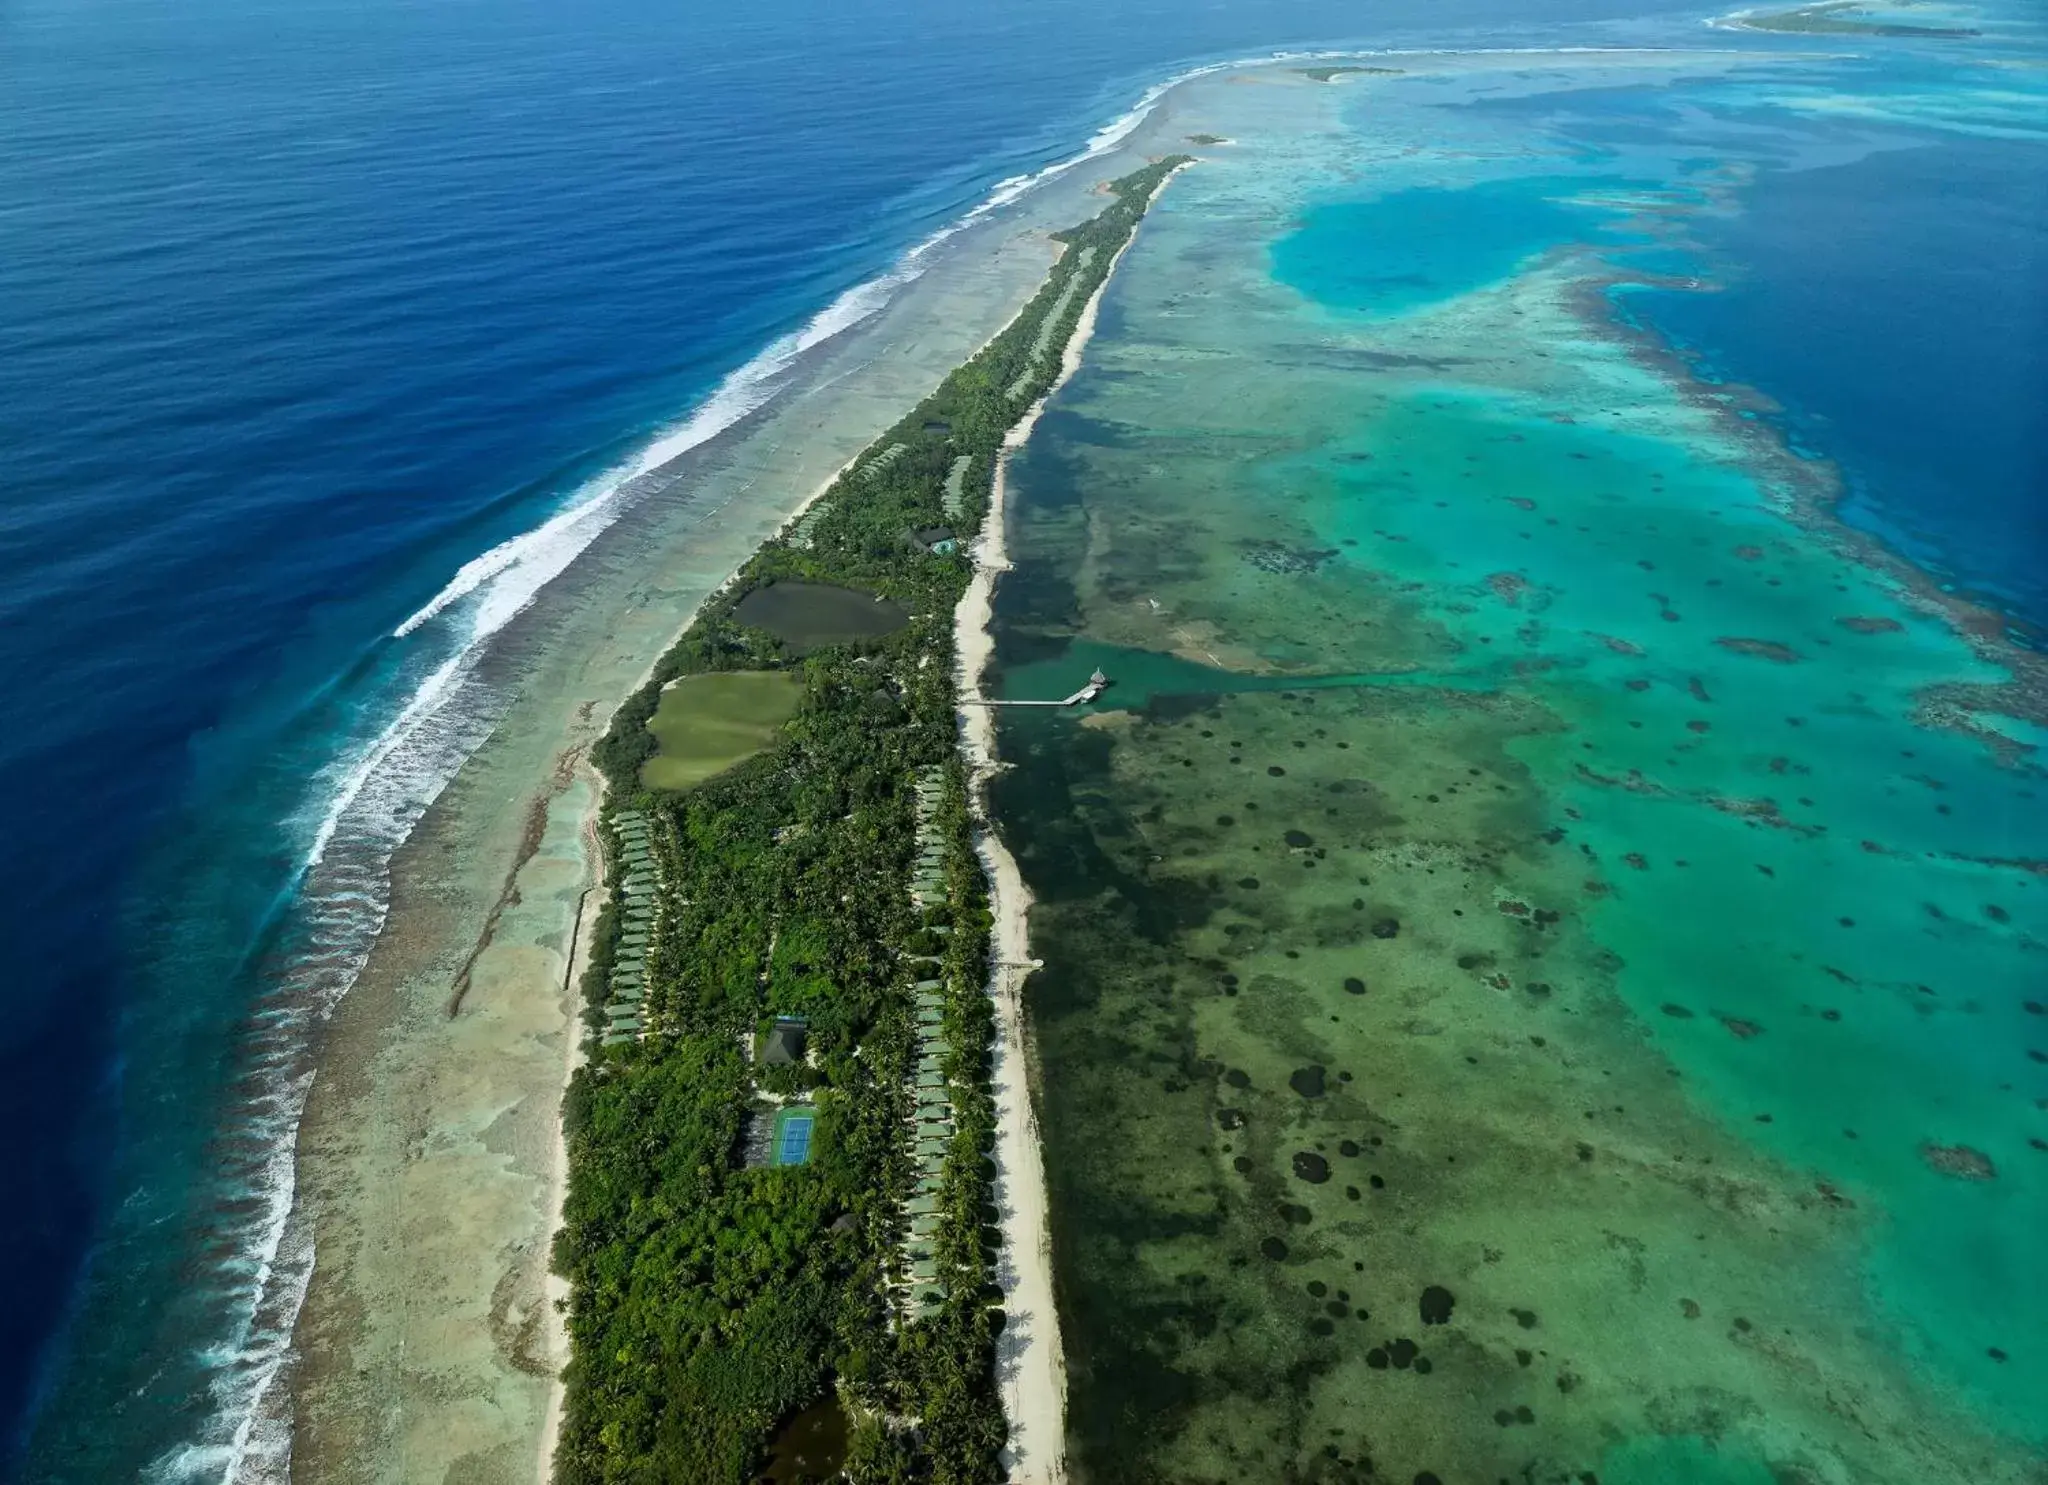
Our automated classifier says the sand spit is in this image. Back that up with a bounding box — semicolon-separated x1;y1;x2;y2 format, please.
955;161;1188;1485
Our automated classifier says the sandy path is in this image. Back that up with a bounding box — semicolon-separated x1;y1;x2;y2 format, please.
954;163;1186;1485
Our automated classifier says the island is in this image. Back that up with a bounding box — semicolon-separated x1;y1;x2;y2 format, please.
1723;0;1982;34
282;43;2047;1485
550;157;1189;1485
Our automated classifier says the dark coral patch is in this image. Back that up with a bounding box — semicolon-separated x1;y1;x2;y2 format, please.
1388;1338;1419;1368
1293;1151;1332;1184
1285;829;1315;848
1225;1068;1252;1089
1371;917;1400;940
1419;1285;1455;1325
1260;1236;1290;1261
1290;1065;1328;1099
1715;636;1802;663
1217;1108;1246;1130
1344;976;1368;995
1922;1142;1996;1180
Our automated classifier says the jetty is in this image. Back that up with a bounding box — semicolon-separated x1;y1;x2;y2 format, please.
968;667;1109;708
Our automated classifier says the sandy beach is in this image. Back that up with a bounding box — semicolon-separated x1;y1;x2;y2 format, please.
955;161;1188;1485
282;118;1188;1484
533;801;602;1483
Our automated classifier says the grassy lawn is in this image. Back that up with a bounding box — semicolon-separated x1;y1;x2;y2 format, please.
640;670;803;791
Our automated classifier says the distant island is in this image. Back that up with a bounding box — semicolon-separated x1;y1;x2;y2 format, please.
1298;63;1406;82
1726;0;1981;35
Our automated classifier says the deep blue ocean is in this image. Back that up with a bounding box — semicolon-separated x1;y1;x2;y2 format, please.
1;0;2041;1478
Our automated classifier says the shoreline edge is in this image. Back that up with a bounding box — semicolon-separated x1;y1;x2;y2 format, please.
953;160;1191;1485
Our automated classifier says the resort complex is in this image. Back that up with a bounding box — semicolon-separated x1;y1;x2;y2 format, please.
549;158;1186;1485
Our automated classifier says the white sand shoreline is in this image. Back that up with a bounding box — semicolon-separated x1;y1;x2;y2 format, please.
955;161;1188;1485
534;793;600;1484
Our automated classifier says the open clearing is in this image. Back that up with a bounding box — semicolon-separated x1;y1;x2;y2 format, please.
641;670;803;791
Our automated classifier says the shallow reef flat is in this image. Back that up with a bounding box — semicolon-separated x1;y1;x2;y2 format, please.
995;55;2045;1485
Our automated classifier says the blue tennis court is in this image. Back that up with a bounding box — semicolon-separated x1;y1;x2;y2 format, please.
772;1108;815;1167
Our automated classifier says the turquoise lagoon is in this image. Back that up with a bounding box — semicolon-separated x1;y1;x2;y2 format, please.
994;41;2046;1485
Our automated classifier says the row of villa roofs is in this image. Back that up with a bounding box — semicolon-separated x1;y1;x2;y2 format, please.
899;765;955;1319
941;454;971;521
602;809;661;1046
909;767;949;910
784;501;831;551
857;442;909;481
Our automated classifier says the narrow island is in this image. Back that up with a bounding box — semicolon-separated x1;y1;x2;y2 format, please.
550;156;1190;1485
1297;64;1406;82
1722;0;1981;34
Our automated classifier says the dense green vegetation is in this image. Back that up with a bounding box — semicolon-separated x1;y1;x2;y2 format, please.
553;156;1189;1485
1734;1;1978;34
1297;64;1405;81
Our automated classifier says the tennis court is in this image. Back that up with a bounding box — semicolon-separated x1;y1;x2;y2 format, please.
772;1107;815;1167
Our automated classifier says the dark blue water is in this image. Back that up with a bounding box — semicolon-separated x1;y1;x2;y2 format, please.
3;0;1739;1477
1454;58;2048;630
1645;134;2048;627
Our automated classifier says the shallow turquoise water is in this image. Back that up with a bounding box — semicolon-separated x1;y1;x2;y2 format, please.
999;42;2047;1485
1258;65;2047;1432
1271;175;1650;315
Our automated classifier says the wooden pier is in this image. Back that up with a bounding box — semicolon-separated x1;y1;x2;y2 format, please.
968;667;1109;708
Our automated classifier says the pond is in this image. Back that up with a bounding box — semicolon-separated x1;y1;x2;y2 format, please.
733;580;910;654
756;1391;849;1484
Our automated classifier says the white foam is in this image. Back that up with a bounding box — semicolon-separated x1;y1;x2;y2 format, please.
391;270;902;646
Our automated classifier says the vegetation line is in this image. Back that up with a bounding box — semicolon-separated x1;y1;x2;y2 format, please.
551;154;1190;1485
